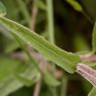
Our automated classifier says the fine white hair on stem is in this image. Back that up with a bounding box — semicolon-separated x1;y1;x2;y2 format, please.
76;63;96;88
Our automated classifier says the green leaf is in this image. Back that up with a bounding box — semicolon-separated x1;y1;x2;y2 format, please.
66;0;83;12
0;57;23;96
0;57;20;82
0;57;40;96
88;87;96;96
10;32;58;87
5;39;19;53
0;2;6;17
36;0;46;10
7;29;41;86
44;71;60;87
0;76;23;96
0;17;80;73
10;33;58;92
1;0;20;20
15;63;40;86
92;22;96;53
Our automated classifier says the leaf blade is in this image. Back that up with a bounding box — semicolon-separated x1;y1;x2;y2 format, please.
0;17;80;73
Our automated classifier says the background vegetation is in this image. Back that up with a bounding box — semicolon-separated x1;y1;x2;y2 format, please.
0;0;96;96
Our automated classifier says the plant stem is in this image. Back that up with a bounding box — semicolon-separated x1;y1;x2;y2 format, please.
46;0;55;44
33;79;42;96
46;0;57;96
30;1;44;96
60;76;68;96
30;0;38;30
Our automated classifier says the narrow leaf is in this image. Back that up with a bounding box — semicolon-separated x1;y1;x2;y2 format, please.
0;2;6;17
0;17;80;73
12;33;59;87
66;0;83;12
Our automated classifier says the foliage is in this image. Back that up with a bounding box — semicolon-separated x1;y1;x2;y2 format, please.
0;0;96;96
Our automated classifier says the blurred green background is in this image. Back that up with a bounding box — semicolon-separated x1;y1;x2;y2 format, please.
0;0;96;96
